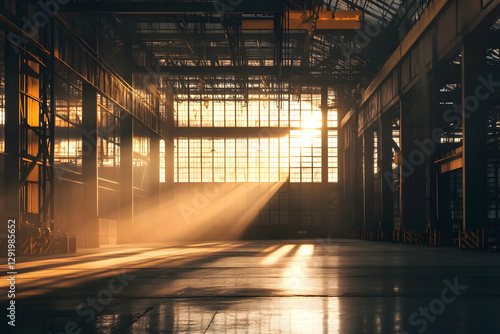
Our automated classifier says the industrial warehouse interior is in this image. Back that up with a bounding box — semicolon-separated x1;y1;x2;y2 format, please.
0;0;500;333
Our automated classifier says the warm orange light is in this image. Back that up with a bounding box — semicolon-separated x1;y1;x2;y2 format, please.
242;9;362;31
261;244;295;265
296;244;314;256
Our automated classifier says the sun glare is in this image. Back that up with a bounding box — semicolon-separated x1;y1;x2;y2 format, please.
294;102;322;147
300;129;315;147
291;100;322;147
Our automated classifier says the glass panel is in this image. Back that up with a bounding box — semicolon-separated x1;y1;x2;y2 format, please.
328;130;338;183
170;86;338;183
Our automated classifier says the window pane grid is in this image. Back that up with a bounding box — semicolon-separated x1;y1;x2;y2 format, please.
170;86;338;183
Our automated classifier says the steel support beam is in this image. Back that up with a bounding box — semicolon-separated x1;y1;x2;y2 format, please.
337;93;348;235
135;66;359;80
437;152;463;173
4;41;20;230
340;104;363;232
342;143;355;231
137;66;291;76
82;83;100;248
119;112;133;244
461;38;488;231
399;92;427;230
354;134;364;231
321;86;329;227
429;27;439;230
321;86;329;185
399;95;412;230
363;131;375;231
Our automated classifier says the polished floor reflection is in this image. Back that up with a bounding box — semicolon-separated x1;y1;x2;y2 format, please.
1;240;500;333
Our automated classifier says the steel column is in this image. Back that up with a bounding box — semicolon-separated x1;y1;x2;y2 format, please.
363;131;375;231
321;86;331;228
399;95;412;230
4;41;20;229
461;38;488;231
118;112;133;244
82;83;100;248
400;92;428;230
337;92;347;235
428;27;439;229
354;132;364;231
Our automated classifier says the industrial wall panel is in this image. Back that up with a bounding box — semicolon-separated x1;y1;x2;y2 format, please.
437;1;458;55
401;55;411;89
457;0;482;34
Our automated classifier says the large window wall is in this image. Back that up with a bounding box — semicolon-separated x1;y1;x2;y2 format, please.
174;93;322;129
290;130;322;182
174;130;329;183
168;84;339;183
174;136;291;183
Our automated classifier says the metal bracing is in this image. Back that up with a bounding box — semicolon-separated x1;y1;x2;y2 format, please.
18;42;54;230
60;1;284;14
56;1;418;94
0;5;56;231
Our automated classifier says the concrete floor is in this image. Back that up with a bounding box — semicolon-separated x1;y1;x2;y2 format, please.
2;239;500;333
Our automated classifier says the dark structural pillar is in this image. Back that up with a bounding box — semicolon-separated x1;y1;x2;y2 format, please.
118;111;133;244
354;131;364;231
400;92;427;231
379;115;394;230
321;86;329;227
341;112;363;232
342;143;353;230
428;27;439;229
461;38;488;232
399;95;412;230
341;119;357;232
82;83;100;247
4;41;20;229
336;91;348;235
363;131;375;231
